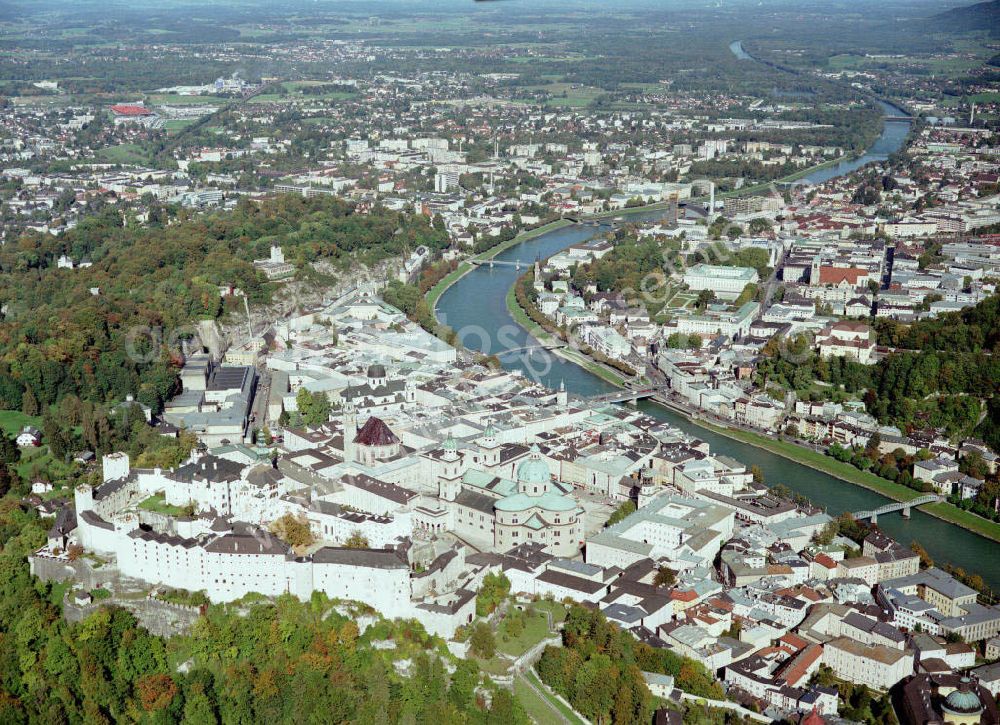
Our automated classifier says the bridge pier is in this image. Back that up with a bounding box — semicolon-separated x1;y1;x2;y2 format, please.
902;505;910;519
870;512;877;525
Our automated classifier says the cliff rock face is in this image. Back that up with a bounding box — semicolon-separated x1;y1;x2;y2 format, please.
196;320;225;359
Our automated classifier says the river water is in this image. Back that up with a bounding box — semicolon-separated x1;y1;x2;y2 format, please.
729;40;912;185
800;101;911;185
435;68;1000;589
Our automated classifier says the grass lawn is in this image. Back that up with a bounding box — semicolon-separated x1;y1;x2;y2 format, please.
163;119;197;133
147;93;226;106
0;409;41;437
666;290;697;309
98;144;151;165
16;446;55;480
524;670;587;725
476;655;511;677
533;600;568;624
250;82;356;104
559;347;626;387
504;284;628;388
138;492;188;517
514;676;557;724
91;588;112;601
473;219;575;263
515;675;584;725
301;116;339;125
582;199;677;220
48;580;71;608
497;611;551;657
531;82;604;108
427;220;578;311
426;262;471;311
504;284;553;342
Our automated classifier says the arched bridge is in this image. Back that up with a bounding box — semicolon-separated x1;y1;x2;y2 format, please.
469;258;528;270
588;386;663;405
498;343;566;355
853;494;941;522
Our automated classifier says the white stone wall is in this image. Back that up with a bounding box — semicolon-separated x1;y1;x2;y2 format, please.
313;562;410;618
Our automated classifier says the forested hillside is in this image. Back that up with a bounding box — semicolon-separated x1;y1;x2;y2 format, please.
873;295;1000;450
0;498;525;723
757;295;1000;449
0;194;447;417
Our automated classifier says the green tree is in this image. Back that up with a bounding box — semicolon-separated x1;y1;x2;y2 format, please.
653;566;676;588
295;388;332;427
606;500;636;527
469;622;496;659
476;572;511;616
344;530;369;549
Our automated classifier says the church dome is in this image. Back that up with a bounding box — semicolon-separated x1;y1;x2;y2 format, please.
943;680;983;716
367;364;386;380
443;434;457;452
516;446;550;486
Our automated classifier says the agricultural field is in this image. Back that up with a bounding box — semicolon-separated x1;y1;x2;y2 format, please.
250;81;357;104
146;93;227;106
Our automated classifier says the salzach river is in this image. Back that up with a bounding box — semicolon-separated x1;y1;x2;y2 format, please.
436;101;1000;589
729;40;912;186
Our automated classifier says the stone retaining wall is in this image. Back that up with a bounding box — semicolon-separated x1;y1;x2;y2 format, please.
64;596;202;637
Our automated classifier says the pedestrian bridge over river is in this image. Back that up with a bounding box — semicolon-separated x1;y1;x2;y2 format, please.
853;495;941;522
469;258;528;270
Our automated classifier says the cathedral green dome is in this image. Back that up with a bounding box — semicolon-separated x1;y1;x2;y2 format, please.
516;446;550;486
943;680;983;716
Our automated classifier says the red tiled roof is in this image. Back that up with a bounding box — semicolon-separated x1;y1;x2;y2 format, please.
776;643;823;687
780;632;810;651
817;267;866;285
354;417;399;447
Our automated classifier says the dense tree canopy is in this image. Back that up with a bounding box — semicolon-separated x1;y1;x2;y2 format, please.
0;490;526;724
537;605;723;725
757;293;1000;448
0;195;447;417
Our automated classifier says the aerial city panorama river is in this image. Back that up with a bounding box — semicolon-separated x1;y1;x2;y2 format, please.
435;88;1000;591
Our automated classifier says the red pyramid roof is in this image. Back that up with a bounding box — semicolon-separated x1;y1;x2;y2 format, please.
802;707;825;725
354;417;399;447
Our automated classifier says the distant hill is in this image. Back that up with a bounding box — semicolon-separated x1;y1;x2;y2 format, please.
929;0;1000;34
